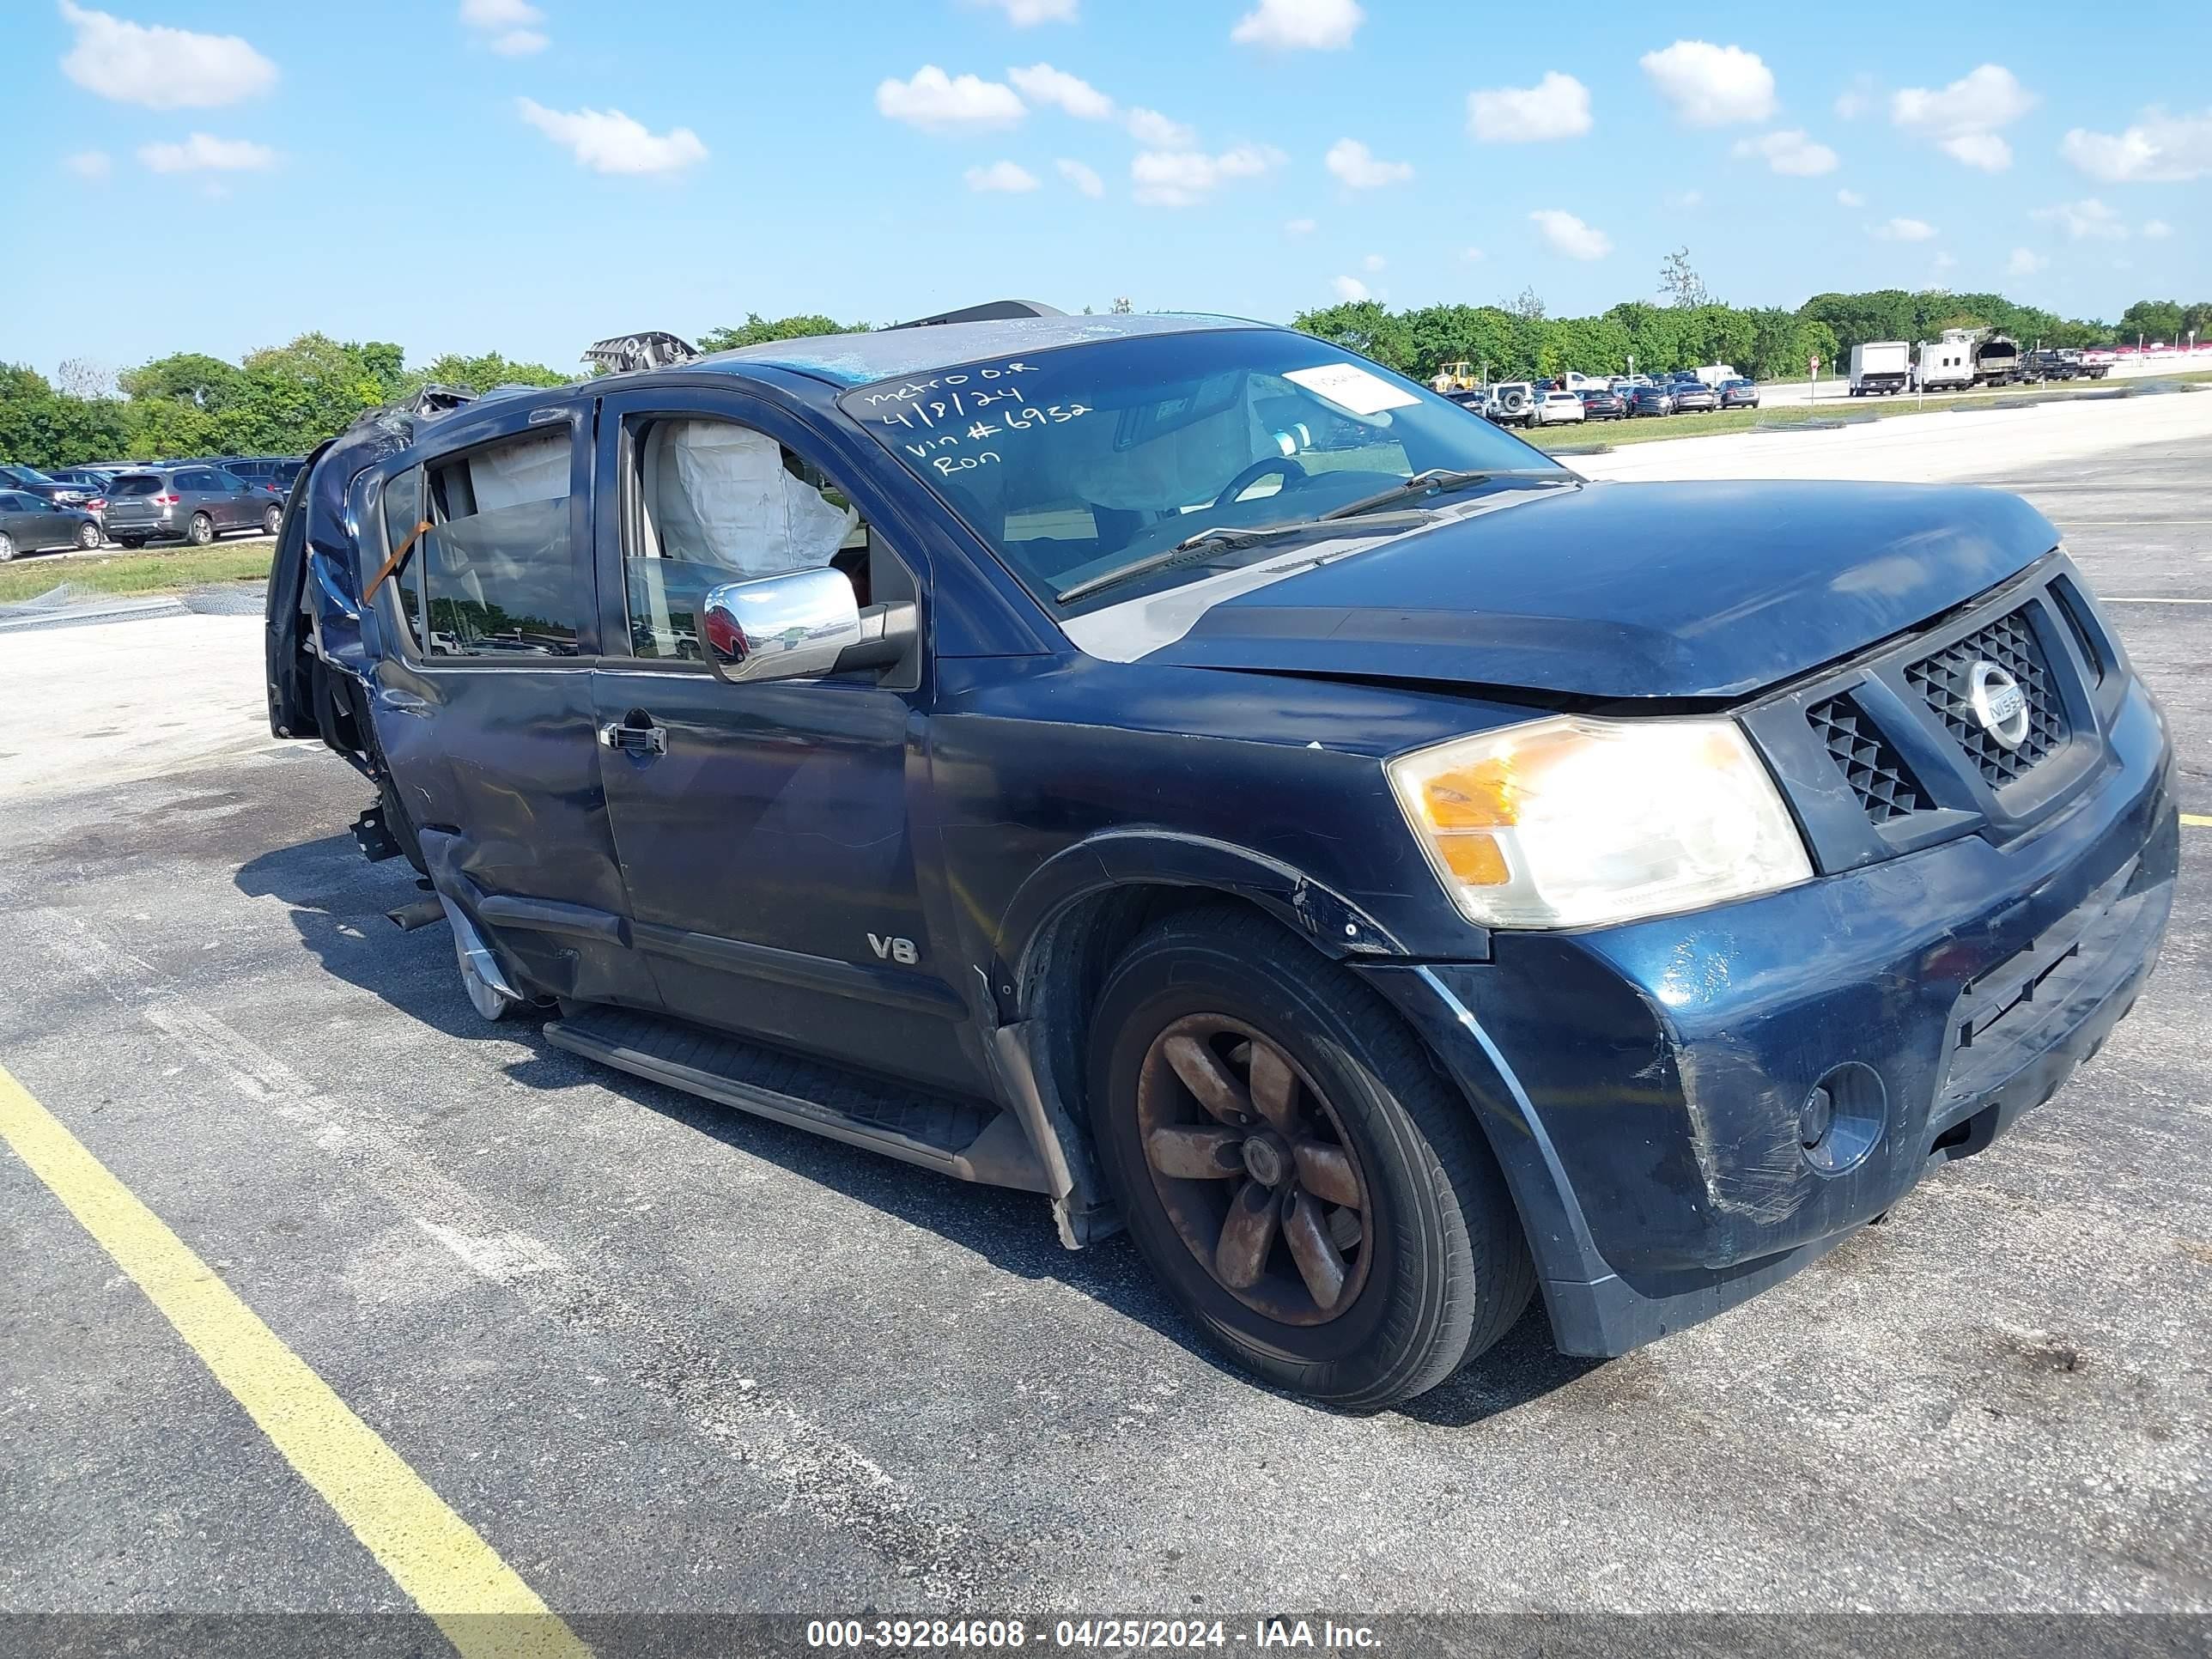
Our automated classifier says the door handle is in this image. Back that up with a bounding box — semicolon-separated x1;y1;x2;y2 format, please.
599;720;668;757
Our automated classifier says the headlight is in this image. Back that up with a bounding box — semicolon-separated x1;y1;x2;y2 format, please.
1386;715;1813;929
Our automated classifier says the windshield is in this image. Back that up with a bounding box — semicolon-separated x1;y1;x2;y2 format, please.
842;327;1567;611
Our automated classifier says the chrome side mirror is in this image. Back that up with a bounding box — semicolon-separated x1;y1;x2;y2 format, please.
702;567;862;684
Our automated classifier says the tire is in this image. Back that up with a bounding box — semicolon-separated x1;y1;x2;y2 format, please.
77;520;102;549
188;513;215;546
262;505;283;537
1088;905;1534;1411
0;532;13;562
118;537;145;550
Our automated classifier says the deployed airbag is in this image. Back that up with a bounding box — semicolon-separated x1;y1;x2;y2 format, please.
648;421;856;580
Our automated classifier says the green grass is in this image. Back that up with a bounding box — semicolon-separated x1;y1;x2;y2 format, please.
1529;371;2212;453
0;544;272;605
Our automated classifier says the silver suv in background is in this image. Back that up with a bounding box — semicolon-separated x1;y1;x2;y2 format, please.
101;465;284;548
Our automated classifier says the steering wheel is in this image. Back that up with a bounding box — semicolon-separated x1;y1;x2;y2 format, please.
1212;455;1308;509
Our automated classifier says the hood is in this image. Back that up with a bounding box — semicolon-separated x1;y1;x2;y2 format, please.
1131;480;2058;702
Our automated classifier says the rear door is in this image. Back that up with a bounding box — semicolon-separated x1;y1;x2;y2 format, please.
584;386;980;1092
365;404;659;1009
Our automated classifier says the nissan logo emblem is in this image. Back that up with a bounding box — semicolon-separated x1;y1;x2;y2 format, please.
1967;661;2030;749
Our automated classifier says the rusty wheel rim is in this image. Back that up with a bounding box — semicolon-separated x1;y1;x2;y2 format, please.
1133;1013;1373;1327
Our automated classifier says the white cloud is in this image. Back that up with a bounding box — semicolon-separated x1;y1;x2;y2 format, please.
1462;246;1486;262
1332;275;1371;301
1124;106;1195;148
1130;143;1284;207
1836;187;1865;208
1325;137;1412;189
1007;63;1113;120
459;0;546;54
2143;219;2173;240
1891;64;2032;170
1932;252;1957;272
2006;247;2047;276
971;0;1078;22
1665;188;1703;209
1231;0;1363;50
875;65;1026;131
1941;131;2011;172
137;132;277;173
1055;157;1103;198
1284;216;1317;234
1639;41;1776;126
64;149;112;179
1869;216;1936;241
1529;208;1611;260
2060;107;2212;183
516;99;708;174
2030;198;2129;242
1733;128;1839;176
1834;76;1875;120
965;159;1040;192
58;1;277;110
1363;252;1385;271
1467;71;1591;143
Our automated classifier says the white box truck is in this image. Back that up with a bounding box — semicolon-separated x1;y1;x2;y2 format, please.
1849;342;1911;396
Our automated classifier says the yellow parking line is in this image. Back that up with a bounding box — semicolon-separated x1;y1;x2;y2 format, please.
0;1063;589;1659
2185;814;2212;829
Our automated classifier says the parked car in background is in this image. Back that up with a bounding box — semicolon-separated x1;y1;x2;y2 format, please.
1669;381;1720;414
0;463;101;507
1575;386;1626;421
101;465;283;547
1529;388;1587;426
1718;378;1760;410
222;455;307;501
1626;384;1677;417
0;489;101;559
1485;381;1537;426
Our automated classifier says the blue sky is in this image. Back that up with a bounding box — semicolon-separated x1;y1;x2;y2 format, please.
10;0;2209;380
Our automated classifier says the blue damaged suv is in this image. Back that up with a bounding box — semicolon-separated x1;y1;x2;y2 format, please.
266;308;2177;1410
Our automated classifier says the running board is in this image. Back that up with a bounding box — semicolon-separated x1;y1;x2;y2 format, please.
544;1006;1050;1194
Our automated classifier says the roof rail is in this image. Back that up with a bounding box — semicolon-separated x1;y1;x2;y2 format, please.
888;300;1065;331
584;331;702;374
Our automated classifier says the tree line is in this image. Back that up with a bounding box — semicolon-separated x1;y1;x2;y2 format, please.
2;293;2206;472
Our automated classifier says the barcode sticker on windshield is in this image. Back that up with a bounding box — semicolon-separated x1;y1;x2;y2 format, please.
1284;363;1421;416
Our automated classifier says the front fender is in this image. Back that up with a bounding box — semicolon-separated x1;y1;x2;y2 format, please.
996;828;1406;988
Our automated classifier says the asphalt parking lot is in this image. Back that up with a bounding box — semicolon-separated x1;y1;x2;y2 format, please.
3;404;2209;1644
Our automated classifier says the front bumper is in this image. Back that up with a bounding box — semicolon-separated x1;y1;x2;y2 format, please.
1360;679;2178;1357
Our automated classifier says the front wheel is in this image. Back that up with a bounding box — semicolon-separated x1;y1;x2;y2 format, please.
188;513;215;546
77;520;102;549
262;505;283;536
1089;906;1534;1410
0;532;14;562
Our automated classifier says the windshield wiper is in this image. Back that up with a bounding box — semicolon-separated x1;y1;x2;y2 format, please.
1054;512;1431;605
1322;466;1573;522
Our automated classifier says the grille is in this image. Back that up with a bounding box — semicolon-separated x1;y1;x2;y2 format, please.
1905;608;2065;787
1808;696;1925;823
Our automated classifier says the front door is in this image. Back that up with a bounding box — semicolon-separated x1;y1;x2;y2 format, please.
586;389;981;1095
